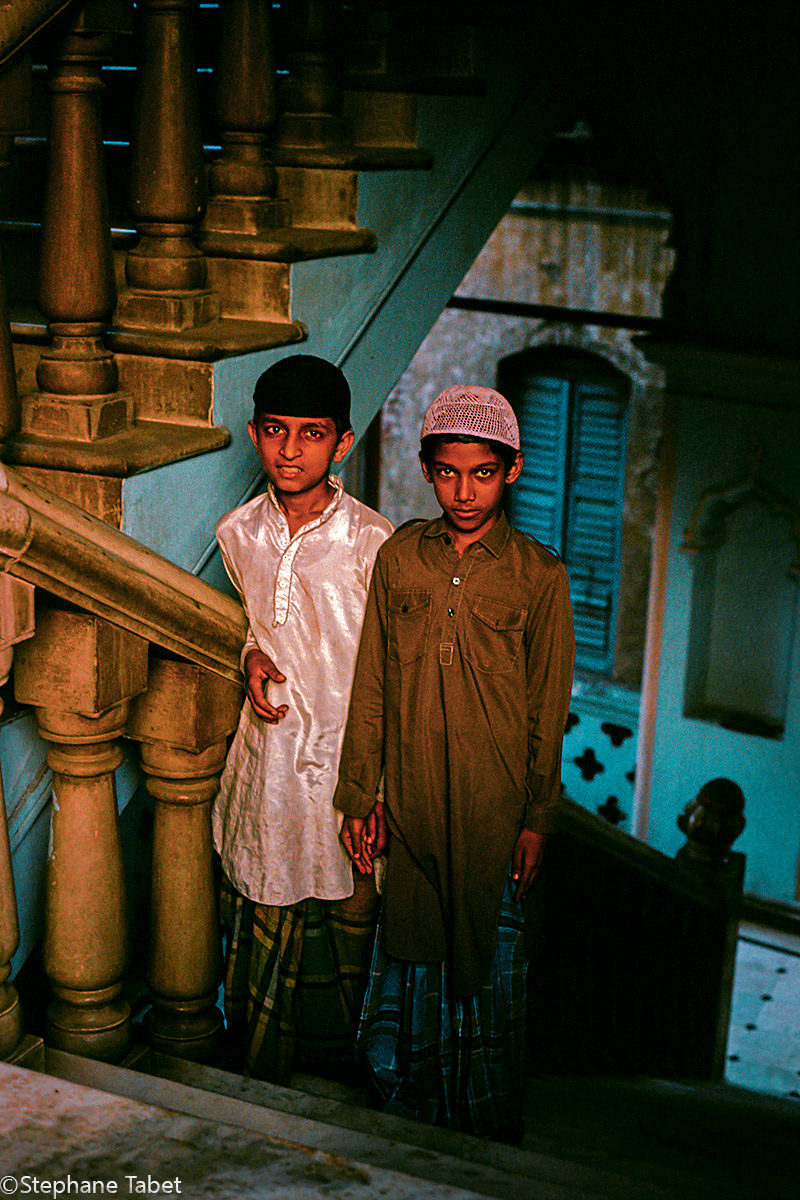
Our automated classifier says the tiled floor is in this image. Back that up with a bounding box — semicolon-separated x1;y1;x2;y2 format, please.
725;921;800;1100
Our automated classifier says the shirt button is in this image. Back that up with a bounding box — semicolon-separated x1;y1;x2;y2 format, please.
447;607;455;617
452;577;461;585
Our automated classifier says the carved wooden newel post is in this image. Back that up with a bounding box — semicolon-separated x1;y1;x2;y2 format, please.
128;657;241;1062
14;609;148;1061
676;777;746;871
676;777;746;1078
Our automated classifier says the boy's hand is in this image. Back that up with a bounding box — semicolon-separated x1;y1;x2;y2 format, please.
341;803;390;875
340;815;372;875
511;830;546;902
244;648;288;724
364;801;390;860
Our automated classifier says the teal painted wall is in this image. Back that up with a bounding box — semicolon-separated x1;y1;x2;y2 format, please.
647;396;800;901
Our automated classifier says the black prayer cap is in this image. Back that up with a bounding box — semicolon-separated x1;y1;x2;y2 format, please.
252;355;351;430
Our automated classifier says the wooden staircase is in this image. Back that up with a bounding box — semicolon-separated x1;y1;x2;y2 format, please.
0;466;772;1194
0;0;565;1050
2;8;795;1196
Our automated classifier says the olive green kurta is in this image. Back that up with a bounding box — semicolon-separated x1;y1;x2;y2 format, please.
333;514;575;994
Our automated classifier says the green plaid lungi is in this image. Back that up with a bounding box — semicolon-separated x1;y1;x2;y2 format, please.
220;872;379;1084
357;872;527;1139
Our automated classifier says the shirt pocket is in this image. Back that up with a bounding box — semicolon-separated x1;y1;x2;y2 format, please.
388;589;432;663
466;596;526;673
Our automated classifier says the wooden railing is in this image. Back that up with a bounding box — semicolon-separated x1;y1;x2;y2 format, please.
527;783;745;1082
0;467;245;1062
0;464;246;678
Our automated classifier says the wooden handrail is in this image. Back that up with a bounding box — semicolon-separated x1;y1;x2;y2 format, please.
556;797;722;909
0;465;247;681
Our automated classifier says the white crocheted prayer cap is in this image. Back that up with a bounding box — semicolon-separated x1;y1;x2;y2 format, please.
421;385;520;451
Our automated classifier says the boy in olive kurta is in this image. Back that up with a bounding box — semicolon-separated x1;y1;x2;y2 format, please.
333;385;574;1140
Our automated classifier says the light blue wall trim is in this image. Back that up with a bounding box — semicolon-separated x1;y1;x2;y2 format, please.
3;711;52;853
10;800;49;975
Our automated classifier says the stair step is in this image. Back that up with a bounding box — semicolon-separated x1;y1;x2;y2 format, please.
1;1058;471;1200
150;1057;800;1200
519;1073;800;1199
39;1047;677;1200
32;1046;800;1199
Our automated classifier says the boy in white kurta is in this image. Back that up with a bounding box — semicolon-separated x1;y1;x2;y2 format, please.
212;355;392;1082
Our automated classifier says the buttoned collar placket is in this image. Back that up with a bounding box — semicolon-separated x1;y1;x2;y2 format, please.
265;476;344;627
423;515;509;669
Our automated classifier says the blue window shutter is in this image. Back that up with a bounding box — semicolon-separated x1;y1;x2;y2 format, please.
565;381;628;672
509;376;569;552
504;360;629;676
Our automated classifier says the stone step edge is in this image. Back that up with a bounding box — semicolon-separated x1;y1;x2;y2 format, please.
40;1047;670;1200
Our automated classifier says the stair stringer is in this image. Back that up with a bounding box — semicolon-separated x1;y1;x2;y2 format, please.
1;1056;488;1200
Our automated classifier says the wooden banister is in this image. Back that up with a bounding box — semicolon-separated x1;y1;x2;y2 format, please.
0;464;247;680
556;796;729;910
0;471;245;1063
527;793;745;1082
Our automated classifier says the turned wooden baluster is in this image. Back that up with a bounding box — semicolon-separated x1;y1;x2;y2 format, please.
128;657;241;1061
118;0;219;332
23;3;131;444
13;608;148;1061
0;577;36;1058
199;0;290;251
0;55;30;447
274;0;352;161
0;241;18;451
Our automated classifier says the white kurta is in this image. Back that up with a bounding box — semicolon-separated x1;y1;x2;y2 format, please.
213;478;393;906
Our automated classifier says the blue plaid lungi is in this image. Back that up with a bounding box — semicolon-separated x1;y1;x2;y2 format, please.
357;873;527;1138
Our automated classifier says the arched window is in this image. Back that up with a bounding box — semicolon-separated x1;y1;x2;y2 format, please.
499;349;630;675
